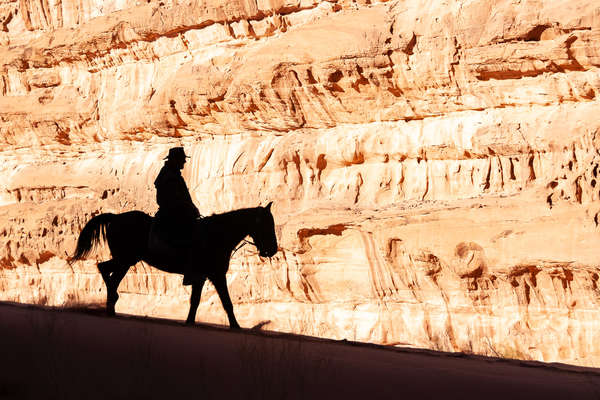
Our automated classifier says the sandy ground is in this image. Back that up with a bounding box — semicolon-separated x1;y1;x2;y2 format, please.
0;302;599;400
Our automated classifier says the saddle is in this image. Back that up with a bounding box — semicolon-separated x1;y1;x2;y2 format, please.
147;216;205;262
147;222;174;259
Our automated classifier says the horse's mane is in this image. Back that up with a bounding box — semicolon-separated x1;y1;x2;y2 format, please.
201;206;261;226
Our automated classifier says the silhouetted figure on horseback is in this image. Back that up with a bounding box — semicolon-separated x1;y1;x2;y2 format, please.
153;147;201;285
155;147;199;241
70;146;278;329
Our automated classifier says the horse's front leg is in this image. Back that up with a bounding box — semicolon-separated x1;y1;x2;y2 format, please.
186;276;206;325
211;273;240;330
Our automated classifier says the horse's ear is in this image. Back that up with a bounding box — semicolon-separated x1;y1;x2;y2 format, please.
265;201;273;211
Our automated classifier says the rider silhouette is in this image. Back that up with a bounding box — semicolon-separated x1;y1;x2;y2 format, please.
154;147;201;284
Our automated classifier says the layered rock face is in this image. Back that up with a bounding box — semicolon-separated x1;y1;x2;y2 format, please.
2;0;600;367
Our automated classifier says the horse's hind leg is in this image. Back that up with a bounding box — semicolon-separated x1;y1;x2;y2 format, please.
98;260;114;287
186;275;206;325
98;260;117;314
105;263;132;316
98;259;131;316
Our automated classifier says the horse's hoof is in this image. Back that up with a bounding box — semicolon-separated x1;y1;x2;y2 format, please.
230;324;241;330
185;319;195;325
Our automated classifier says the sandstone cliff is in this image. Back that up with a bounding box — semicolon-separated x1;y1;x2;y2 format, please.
1;0;600;367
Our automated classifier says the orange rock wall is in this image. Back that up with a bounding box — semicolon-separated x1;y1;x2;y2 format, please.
2;0;600;367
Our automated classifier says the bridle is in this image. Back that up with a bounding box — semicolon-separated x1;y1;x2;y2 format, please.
230;208;275;257
231;238;256;257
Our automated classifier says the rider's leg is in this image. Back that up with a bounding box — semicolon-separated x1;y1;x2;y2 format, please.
181;247;198;285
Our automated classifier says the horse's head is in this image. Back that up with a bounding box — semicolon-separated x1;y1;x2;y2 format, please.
250;202;278;258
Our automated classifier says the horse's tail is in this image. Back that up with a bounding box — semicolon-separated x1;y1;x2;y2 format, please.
70;213;116;261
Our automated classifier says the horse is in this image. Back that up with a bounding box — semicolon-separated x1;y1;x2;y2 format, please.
70;202;278;329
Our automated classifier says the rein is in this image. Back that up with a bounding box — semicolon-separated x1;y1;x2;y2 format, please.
232;238;256;256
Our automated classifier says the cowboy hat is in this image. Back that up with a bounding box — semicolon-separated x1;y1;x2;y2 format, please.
164;147;190;160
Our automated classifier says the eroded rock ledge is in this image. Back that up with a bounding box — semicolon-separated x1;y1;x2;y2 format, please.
1;0;600;367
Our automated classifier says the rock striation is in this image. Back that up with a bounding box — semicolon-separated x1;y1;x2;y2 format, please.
1;0;600;367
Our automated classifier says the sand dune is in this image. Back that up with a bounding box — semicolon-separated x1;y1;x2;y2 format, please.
0;302;598;399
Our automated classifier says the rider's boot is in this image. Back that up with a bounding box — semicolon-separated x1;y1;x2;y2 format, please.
182;218;204;285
